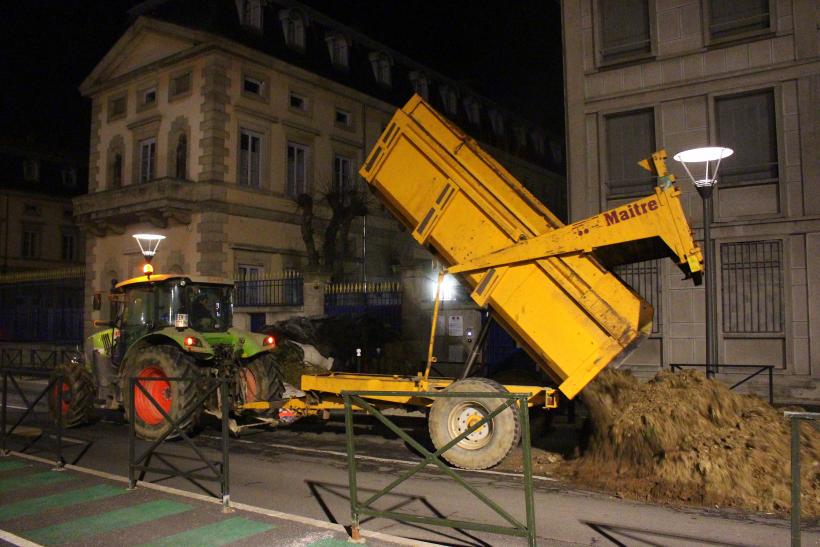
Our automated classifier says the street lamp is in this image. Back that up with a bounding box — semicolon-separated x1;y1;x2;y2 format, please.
673;147;733;378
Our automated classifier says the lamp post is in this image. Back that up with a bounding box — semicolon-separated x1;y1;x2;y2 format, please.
673;147;733;379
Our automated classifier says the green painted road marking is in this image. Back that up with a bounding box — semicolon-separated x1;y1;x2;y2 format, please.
0;471;74;493
307;539;351;547
27;499;192;545
140;517;274;547
0;460;27;472
0;484;125;521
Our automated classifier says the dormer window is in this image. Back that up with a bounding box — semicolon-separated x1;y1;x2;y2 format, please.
23;160;40;182
409;71;429;101
513;126;528;149
279;8;306;50
368;51;393;87
530;130;545;155
463;96;480;125
240;0;263;30
439;85;459;116
488;109;505;136
325;32;350;69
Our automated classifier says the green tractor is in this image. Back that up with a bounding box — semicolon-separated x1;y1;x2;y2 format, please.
49;235;283;440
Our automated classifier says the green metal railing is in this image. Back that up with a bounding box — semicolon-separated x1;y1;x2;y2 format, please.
342;390;536;546
785;411;819;547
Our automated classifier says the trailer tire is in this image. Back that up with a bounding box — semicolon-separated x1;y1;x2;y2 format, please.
428;378;521;470
239;353;285;412
49;362;95;428
122;345;201;441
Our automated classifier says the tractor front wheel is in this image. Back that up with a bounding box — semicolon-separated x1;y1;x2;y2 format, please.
48;362;94;428
121;345;201;441
428;378;521;470
238;353;285;413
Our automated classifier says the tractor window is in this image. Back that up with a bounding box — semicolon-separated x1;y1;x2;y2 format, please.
188;285;232;332
123;288;154;328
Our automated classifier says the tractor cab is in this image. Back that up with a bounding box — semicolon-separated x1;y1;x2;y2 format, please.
111;274;235;364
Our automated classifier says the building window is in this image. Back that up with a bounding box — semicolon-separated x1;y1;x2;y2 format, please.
598;0;651;64
279;8;305;50
439;85;458;116
716;89;778;187
240;0;263;30
289;92;306;111
333;155;352;193
22;159;40;182
463;96;480;125
243;75;265;97
175;134;187;179
369;51;392;86
513;126;528;150
170;72;192;97
138;138;156;183
61;231;76;261
605;108;655;197
287;142;309;197
239;129;262;188
488;109;505;137
530;130;545;155
614;260;662;334
111;153;123;188
409;71;429;100
139;86;157;108
21;226;41;259
708;0;770;41
237;265;263;306
335;108;351;128
108;95;126;120
23;204;40;216
720;240;783;333
325;32;349;68
61;168;77;188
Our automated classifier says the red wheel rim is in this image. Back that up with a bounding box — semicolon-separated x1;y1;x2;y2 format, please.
241;368;258;402
134;366;171;425
52;382;71;415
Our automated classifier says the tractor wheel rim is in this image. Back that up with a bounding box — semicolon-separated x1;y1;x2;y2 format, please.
448;402;492;450
134;366;171;426
241;368;258;402
53;382;71;415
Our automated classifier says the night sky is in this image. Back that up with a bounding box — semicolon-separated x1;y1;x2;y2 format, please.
0;0;564;160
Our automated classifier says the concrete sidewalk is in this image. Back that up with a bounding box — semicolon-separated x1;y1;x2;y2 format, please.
0;452;426;547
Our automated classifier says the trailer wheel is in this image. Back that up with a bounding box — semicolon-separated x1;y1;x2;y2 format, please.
121;345;201;441
428;378;521;470
48;362;94;428
238;353;285;412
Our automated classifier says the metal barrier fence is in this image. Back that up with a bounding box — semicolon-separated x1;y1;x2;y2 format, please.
670;363;774;404
785;411;819;547
0;368;64;468
128;375;233;512
325;282;402;333
343;390;536;546
0;348;76;370
235;273;303;307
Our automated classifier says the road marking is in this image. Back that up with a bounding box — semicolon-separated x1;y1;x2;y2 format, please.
0;529;41;547
0;471;75;493
203;435;558;482
139;517;274;547
0;484;125;521
9;452;440;547
0;461;27;472
27;500;192;544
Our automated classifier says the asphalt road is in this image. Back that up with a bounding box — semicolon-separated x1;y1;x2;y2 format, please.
3;379;817;546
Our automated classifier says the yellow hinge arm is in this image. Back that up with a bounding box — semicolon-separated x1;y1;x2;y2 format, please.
448;186;703;276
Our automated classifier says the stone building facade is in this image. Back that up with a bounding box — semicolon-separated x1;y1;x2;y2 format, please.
562;0;820;403
76;0;564;338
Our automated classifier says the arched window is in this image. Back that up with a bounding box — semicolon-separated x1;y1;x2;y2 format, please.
175;134;187;179
279;8;306;49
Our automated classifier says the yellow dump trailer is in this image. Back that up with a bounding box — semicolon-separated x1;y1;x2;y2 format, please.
282;95;703;470
358;95;703;400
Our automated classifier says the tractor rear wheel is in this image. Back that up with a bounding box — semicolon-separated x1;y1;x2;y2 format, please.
48;362;94;428
238;353;285;412
428;378;521;470
121;345;201;441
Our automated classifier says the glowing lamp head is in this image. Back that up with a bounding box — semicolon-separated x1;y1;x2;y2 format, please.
143;263;154;276
132;233;165;263
264;335;276;348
